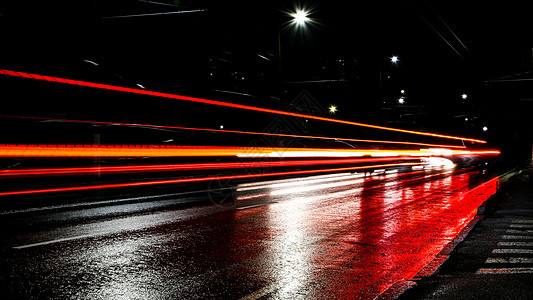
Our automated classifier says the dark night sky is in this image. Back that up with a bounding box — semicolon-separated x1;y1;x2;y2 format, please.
0;0;531;147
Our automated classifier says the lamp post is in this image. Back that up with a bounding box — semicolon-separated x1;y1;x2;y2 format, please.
277;9;311;86
379;55;400;97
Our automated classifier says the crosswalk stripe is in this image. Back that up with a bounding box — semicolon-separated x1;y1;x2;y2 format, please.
506;229;533;234
485;257;533;264
476;267;533;274
492;249;533;254
510;224;533;229
511;220;533;224
497;241;533;247
502;235;533;240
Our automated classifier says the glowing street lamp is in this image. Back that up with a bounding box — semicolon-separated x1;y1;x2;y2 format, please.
461;93;468;100
391;56;399;63
291;9;310;26
328;105;338;114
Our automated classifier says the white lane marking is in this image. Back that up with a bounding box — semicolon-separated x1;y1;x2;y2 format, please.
13;233;104;250
485;257;533;264
236;203;271;210
11;205;219;249
512;220;533;224
502;235;533;240
0;191;207;215
506;229;533;234
498;241;533;247
492;249;533;254
476;267;533;274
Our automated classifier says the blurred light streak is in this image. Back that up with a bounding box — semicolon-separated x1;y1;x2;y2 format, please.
236;172;354;191
422;157;455;169
0;69;486;143
0;144;500;158
269;178;365;196
0;157;420;177
0;115;467;149
0;162;421;197
237;173;365;192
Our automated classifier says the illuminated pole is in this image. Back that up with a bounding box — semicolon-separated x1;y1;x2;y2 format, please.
278;9;311;85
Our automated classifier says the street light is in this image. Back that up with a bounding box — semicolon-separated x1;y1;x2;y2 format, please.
291;9;309;26
328;105;338;114
278;8;313;87
391;55;399;63
461;93;468;100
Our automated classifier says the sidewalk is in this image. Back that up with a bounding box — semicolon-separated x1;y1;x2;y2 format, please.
397;165;533;300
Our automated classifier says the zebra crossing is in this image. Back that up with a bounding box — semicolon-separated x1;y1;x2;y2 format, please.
476;218;533;274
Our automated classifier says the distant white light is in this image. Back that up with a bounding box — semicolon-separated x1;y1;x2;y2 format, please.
292;10;309;25
482;126;488;131
465;117;469;121
328;105;338;114
461;93;468;99
220;125;224;129
83;59;99;66
422;157;456;169
400;89;405;94
391;56;399;63
398;97;405;104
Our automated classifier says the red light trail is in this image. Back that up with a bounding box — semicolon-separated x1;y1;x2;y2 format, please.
0;157;420;177
0;144;500;158
0;115;467;149
0;69;486;143
0;162;421;197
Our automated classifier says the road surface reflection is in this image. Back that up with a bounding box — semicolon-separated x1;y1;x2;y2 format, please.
229;168;498;298
1;167;500;299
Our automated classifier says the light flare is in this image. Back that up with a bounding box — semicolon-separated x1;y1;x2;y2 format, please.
0;144;501;158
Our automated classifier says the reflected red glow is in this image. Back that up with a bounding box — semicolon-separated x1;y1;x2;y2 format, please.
0;157;420;177
0;115;467;149
0;162;420;196
0;69;486;143
228;170;501;299
0;144;501;158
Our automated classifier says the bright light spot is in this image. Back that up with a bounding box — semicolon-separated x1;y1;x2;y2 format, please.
328;105;337;114
136;83;146;89
398;97;405;104
391;56;399;63
400;89;405;94
422;157;455;169
219;125;224;129
83;59;99;66
461;93;468;99
292;10;309;25
465;117;469;121
420;148;454;156
483;126;488;131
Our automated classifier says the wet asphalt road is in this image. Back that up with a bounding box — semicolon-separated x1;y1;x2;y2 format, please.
0;168;499;299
